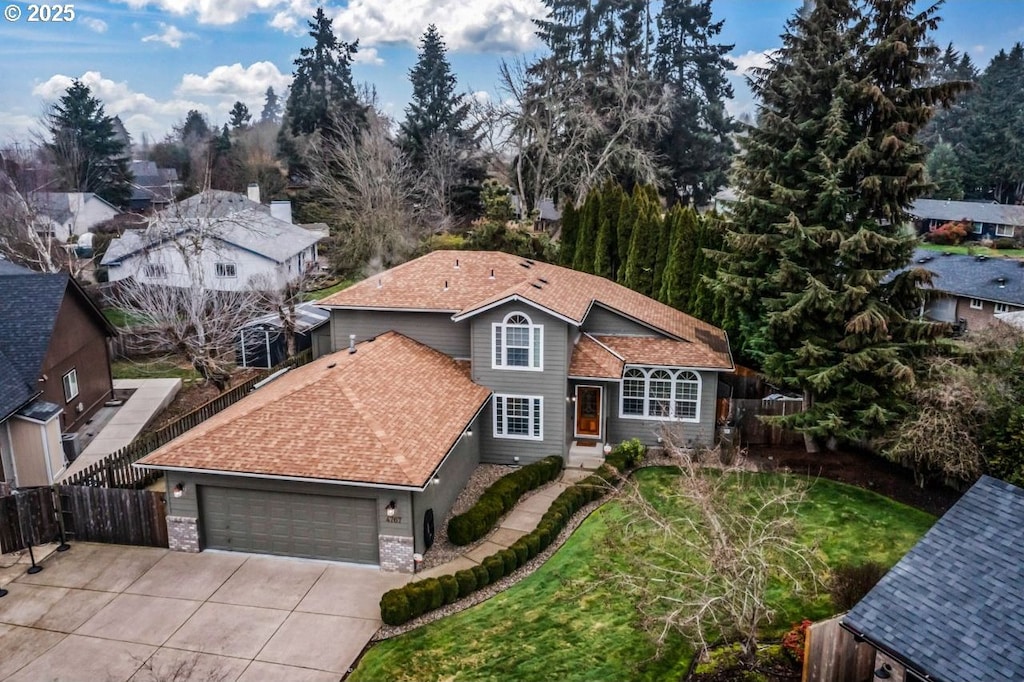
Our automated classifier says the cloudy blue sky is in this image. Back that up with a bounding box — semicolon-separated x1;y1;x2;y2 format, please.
0;0;1021;144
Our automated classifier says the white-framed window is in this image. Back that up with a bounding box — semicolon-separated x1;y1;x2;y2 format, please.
995;303;1011;314
620;367;702;422
973;222;984;234
62;369;79;403
492;312;543;370
969;298;984;310
215;262;237;278
143;263;166;278
494;394;543;440
995;225;1015;238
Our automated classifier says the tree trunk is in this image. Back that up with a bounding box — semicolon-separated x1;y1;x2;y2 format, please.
803;389;820;453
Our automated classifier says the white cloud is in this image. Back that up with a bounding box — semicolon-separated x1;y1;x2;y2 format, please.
729;49;776;76
113;0;285;25
352;47;384;65
176;62;292;107
142;23;195;48
81;17;109;33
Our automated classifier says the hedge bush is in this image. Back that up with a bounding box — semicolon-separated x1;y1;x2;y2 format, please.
379;466;617;627
994;237;1019;250
448;456;564;546
605;438;647;472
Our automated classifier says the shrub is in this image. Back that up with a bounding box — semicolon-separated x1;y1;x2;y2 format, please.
422;578;444;610
782;619;812;664
828;562;888;611
455;569;477;598
525;531;540;559
511;539;529;565
438;574;459;605
404;582;430;618
380;589;411;626
500;548;518;574
925;220;969;245
447;456;564;546
606;438;647;472
473;563;491;589
483;555;505;582
994;237;1019;250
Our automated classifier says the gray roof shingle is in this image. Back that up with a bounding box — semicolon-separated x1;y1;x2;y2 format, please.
910;199;1024;227
912;248;1024;306
843;476;1024;682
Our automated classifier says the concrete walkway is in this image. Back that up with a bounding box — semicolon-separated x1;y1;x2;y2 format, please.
0;543;409;681
60;379;181;480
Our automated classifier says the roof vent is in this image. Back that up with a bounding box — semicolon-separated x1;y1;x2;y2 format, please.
525;259;535;265
443;280;449;291
531;282;543;290
376;278;383;289
348;334;356;354
454;258;459;269
519;261;532;269
538;277;549;284
996;277;1008;287
943;251;953;256
977;255;988;262
916;257;933;264
489;269;495;280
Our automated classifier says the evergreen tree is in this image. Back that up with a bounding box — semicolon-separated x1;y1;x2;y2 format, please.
178;110;212;147
573;190;601;273
44;80;133;206
653;0;736;205
615;189;637;283
260;87;282;124
918;42;977;151
713;0;966;447
651;199;675;296
559;200;580;267
924;142;965;200
658;204;699;308
283;8;363;138
229;101;252;129
688;215;724;324
594;182;624;279
623;186;661;296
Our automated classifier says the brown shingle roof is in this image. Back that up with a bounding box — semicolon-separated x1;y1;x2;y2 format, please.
594;335;731;370
321;251;733;370
569;335;624;379
137;332;491;488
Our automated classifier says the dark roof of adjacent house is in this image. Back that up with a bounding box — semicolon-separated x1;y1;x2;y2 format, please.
137;332;492;488
510;195;562;222
909;199;1024;227
320;250;733;370
911;248;1024;306
0;259;34;275
239;301;329;333
0;272;116;420
843;476;1024;682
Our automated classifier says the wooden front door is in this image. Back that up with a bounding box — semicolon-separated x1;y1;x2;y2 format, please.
575;386;602;439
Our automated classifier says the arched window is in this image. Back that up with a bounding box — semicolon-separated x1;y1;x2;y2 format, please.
492;312;543;370
619;367;702;422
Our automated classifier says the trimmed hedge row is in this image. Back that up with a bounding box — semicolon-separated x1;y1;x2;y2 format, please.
381;465;616;626
447;456;564;546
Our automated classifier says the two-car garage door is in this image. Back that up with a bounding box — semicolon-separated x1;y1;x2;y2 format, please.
199;487;379;564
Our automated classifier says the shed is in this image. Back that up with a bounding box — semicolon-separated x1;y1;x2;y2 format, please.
234;302;329;369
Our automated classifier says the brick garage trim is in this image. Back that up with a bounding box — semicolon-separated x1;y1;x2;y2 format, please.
379;534;414;573
167;515;199;552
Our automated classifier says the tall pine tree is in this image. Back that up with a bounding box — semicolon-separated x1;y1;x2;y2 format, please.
572;190;601;273
714;0;966;448
623;185;661;296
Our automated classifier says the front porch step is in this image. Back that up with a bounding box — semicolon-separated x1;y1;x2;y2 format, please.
568;441;606;471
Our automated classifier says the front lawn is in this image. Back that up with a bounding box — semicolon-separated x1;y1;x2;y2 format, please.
349;468;934;682
111;358;201;381
917;242;1024;258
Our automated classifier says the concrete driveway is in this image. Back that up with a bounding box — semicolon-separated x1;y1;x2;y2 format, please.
0;543;409;681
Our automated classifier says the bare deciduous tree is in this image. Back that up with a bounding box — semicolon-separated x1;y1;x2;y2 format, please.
0;168;66;272
307;108;420;273
615;429;823;665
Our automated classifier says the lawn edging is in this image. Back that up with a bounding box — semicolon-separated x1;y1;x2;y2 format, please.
377;463;624;631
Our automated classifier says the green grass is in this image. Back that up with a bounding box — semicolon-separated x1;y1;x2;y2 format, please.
303;279;354;301
111;359;201;381
349;468;934;682
103;308;153;328
917;242;1024;258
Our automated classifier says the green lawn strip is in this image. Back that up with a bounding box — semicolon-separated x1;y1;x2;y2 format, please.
103;308;153;328
350;468;934;682
303;280;354;300
916;242;1024;257
111;359;201;381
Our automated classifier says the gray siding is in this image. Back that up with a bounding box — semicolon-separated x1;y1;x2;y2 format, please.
164;472;413;548
330;309;470;358
581;304;664;337
599;370;720;447
412;412;481;553
471;303;571;464
311;325;332;359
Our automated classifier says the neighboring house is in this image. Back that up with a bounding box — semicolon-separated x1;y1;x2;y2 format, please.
234;301;330;368
0;262;117;489
910;198;1024;242
101;190;323;292
910;249;1024;329
136;250;733;570
28;192;121;242
842;476;1024;682
127;160;180;212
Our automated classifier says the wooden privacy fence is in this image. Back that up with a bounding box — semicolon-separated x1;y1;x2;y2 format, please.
804;615;876;682
0;488;60;554
56;486;168;548
731;397;806;447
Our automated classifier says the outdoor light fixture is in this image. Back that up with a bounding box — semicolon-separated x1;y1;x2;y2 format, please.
386;500;397;518
874;664;893;680
432;475;441;486
603;444;613;455
173;483;185;498
465;428;473;437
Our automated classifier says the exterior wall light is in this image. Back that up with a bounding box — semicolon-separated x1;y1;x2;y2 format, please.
874;664;892;680
386;500;397;518
432;475;441;486
173;483;185;498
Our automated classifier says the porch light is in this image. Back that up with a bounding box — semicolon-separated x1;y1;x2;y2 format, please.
464;428;473;437
173;483;185;498
432;475;441;486
874;664;892;680
386;500;397;518
603;445;612;455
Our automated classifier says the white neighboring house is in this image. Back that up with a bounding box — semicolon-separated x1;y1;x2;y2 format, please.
29;192;121;242
101;190;324;292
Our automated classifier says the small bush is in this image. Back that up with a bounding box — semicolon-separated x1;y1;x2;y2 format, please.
422;578;444;610
380;589;411;626
473;563;491;589
525;531;541;559
925;220;969;245
483;555;505;582
782;619;812;664
404;582;430;619
438;574;459;605
500;548;518;574
828;562;888;611
994;237;1019;250
606;438;647;472
455;569;477;598
511;539;529;565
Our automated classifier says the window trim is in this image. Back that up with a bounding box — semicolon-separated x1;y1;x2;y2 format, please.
215;262;237;278
995;224;1014;238
491;311;544;371
618;366;702;423
62;369;79;403
493;394;544;441
995;302;1010;314
973;222;984;234
969;298;984;310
